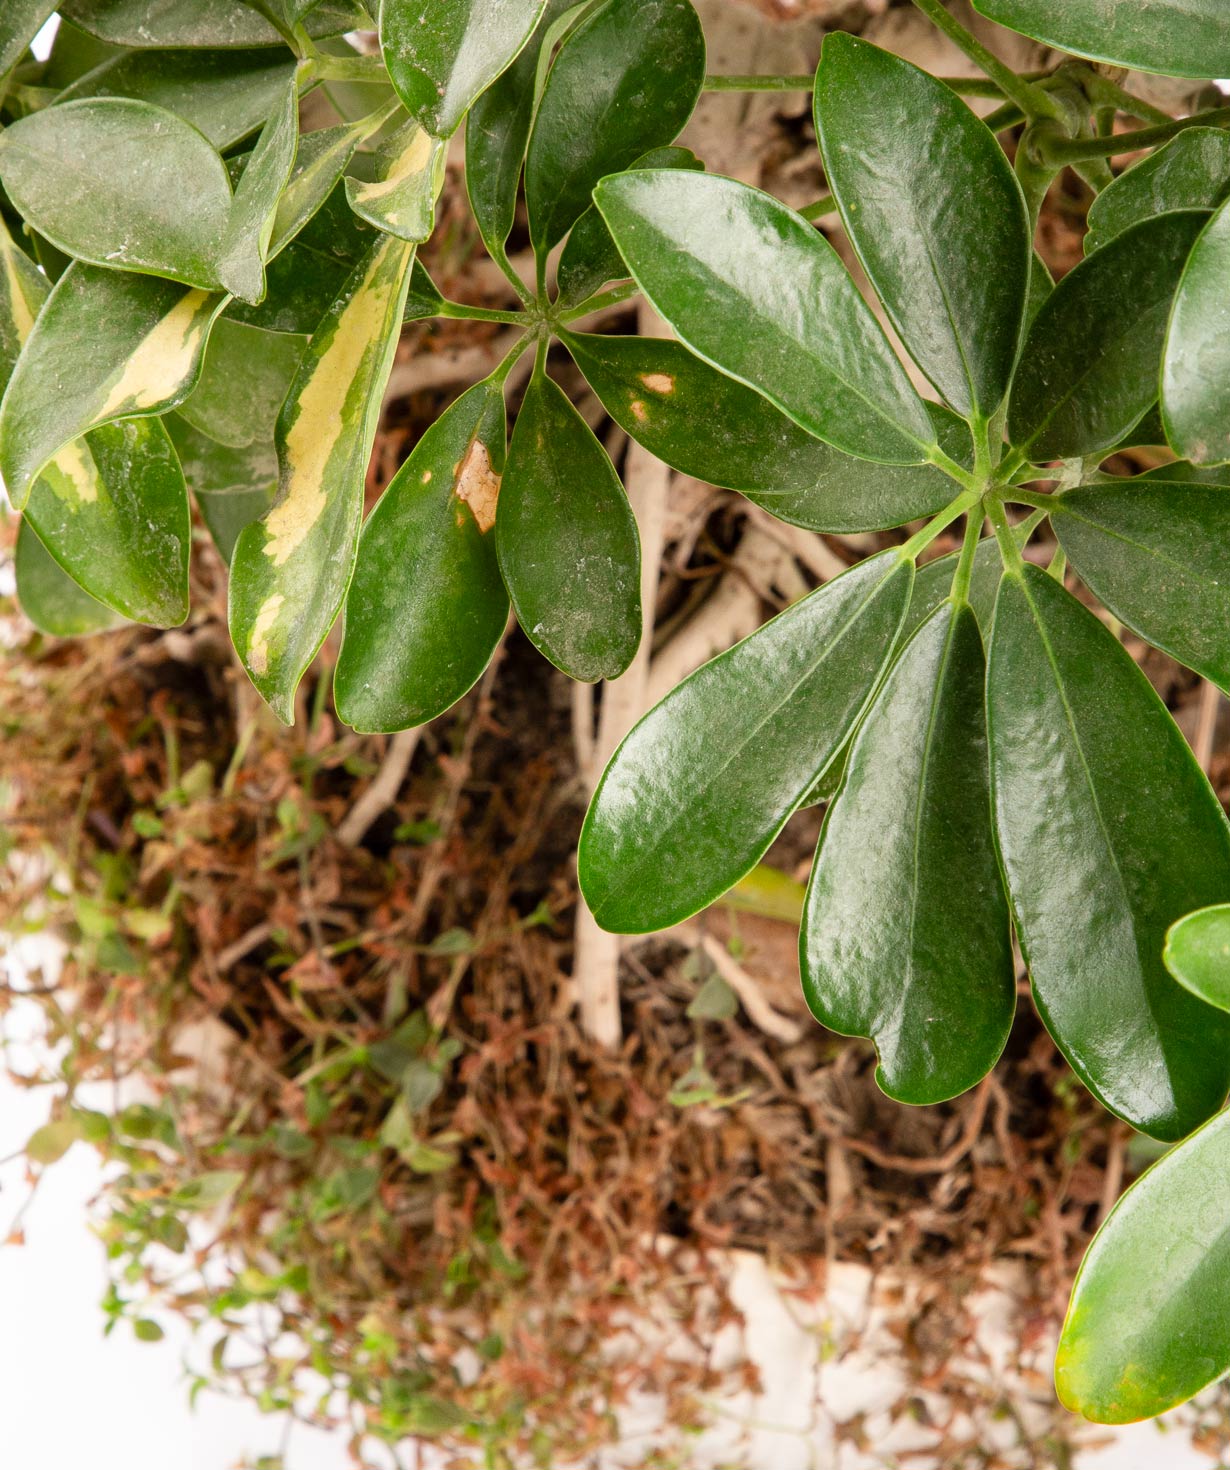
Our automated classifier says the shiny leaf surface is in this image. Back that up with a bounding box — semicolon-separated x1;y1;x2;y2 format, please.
379;0;547;140
58;45;301;150
345;118;445;243
556;146;701;308
1162;198;1230;465
1164;905;1230;1012
336;379;510;731
24;418;192;626
1054;482;1230;693
578;552;914;934
230;233;415;722
60;0;365;48
217;73;300;304
525;0;706;255
1057;1106;1230;1425
1086;129;1230;254
815;33;1028;420
802;602;1015;1104
1009;212;1206;461
496;369;640;682
971;0;1230;77
15;517;120;638
595;169;937;465
0;98;233;288
0;261;224;510
563;329;966;531
987;566;1230;1140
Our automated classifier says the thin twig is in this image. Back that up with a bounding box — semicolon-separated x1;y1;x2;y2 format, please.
336;727;423;847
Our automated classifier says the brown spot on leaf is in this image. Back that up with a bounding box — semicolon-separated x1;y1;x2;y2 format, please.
454;439;500;533
639;372;675;395
630;399;649;423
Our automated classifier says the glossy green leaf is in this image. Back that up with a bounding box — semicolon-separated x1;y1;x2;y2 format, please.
228;177;374;335
178;320;306;449
556;146;701;308
336;379;510;731
597;170;938;465
230;233;415;722
1009;211;1207;462
166;414;277;562
345;118;445;244
24;418;192;626
562;329;966;531
217;74;300;304
987;565;1230;1140
525;0;706;255
268;122;364;258
58;46;301;151
971;0;1230;78
802;602;1015;1104
15;518;121;638
0;262;225;510
0;99;233;288
379;0;548;141
0;220;191;623
496;369;640;682
1086;129;1230;254
464;0;579;261
1057;1106;1230;1424
579;551;914;934
1163;197;1230;466
1054;482;1230;693
1;3;56;78
1164;905;1230;1012
815;34;1028;421
60;0;365;48
1138;458;1230;487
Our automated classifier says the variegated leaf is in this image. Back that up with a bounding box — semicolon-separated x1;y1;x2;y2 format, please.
230;233;416;722
0;260;225;510
345;117;446;243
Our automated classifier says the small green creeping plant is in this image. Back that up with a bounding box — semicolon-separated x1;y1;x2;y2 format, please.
4;0;1230;1428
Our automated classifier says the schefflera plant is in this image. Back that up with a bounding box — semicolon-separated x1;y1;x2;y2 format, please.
0;0;710;723
578;7;1230;1279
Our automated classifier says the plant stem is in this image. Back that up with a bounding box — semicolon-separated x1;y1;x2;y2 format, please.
437;301;529;326
489;332;534;388
555;280;641;324
1046;544;1068;581
949;505;985;605
986;496;1026;573
909;0;1060;120
798;196;838;223
1037;106;1230;164
1079;71;1174;127
899;487;984;562
309;55;388;84
1005;487;1053;511
983;101;1025;133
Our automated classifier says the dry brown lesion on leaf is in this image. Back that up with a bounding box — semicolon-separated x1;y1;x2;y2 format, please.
630;399;649;423
454;437;500;533
639;372;675;395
